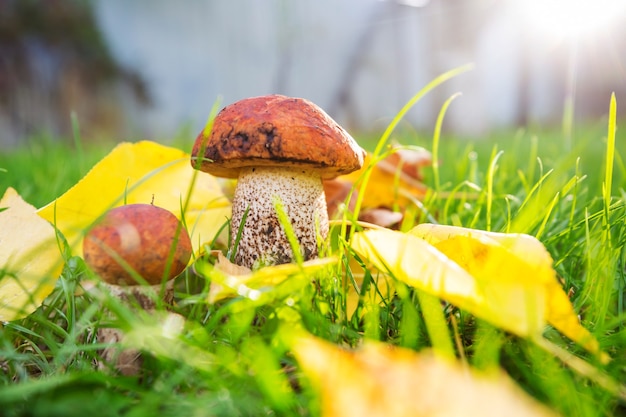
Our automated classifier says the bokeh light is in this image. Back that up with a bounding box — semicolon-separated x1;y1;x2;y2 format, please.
515;0;626;39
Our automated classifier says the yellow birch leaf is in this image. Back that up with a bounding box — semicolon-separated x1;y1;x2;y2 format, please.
291;333;557;417
411;224;555;283
410;224;604;359
197;255;337;304
0;188;63;321
37;141;231;257
350;229;520;331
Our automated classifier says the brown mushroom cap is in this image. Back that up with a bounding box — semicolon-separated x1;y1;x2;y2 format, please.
83;204;192;286
191;94;365;179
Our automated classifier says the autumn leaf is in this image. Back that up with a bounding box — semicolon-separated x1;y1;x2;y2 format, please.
197;252;337;304
378;145;432;182
350;225;605;361
351;229;496;327
322;178;356;219
324;146;431;218
411;224;605;359
0;188;63;321
291;333;557;417
352;148;430;208
38;141;231;257
358;208;403;228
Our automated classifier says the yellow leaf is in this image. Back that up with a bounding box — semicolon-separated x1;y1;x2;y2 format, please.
37;141;231;257
352;226;605;360
291;333;557;417
411;224;604;359
411;224;555;283
198;254;337;304
0;188;63;321
351;229;502;328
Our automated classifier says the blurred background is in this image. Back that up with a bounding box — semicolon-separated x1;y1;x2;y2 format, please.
1;0;625;148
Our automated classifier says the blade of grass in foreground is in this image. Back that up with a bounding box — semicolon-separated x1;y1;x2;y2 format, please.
579;93;618;326
485;148;503;231
603;93;616;227
432;92;462;192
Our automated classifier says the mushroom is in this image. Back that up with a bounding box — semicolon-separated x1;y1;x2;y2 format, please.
83;203;192;374
191;94;365;268
84;203;192;292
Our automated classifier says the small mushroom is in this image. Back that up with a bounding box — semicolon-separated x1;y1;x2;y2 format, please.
83;203;192;374
191;94;365;268
84;204;192;291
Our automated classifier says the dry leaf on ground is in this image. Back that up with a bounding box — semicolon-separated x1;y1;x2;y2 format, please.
37;141;231;257
322;178;356;219
351;225;605;361
351;229;490;325
0;188;63;321
341;147;431;210
411;224;605;359
292;333;558;417
198;253;337;304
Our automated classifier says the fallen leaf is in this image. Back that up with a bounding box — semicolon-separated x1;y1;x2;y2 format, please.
197;254;337;304
339;147;431;210
37;141;231;257
351;225;605;361
0;188;63;321
358;208;403;228
351;229;498;329
323;180;403;228
213;251;251;276
411;224;605;359
378;146;432;182
202;251;252;304
291;333;557;417
322;179;357;219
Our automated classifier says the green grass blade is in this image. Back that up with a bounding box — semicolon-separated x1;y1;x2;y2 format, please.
273;196;304;265
485;148;503;231
432;93;462;192
603;93;617;230
416;291;455;359
70;111;85;175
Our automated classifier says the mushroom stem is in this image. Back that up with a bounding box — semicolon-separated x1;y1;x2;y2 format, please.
231;166;329;268
95;280;175;375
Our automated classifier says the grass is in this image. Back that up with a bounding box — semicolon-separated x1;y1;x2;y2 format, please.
1;99;626;416
0;135;113;208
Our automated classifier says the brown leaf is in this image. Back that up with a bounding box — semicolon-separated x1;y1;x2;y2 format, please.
213;250;251;276
358;208;403;228
323;178;357;219
336;147;431;211
378;146;432;182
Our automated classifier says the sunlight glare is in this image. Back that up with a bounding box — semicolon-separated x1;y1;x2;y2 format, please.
516;0;626;39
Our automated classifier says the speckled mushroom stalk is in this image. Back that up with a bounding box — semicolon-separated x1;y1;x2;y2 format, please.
232;166;328;268
94;280;176;376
